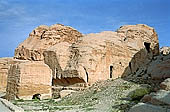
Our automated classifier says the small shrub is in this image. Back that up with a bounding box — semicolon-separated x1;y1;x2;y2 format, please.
128;87;151;101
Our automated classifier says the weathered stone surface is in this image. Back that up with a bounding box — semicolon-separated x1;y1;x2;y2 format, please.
147;54;170;80
43;24;159;84
150;90;170;106
128;103;166;112
142;90;170;106
160;47;170;55
60;90;76;98
65;24;159;84
15;24;159;85
43;42;72;79
0;58;12;92
6;61;52;100
160;78;170;90
0;58;27;92
14;24;83;61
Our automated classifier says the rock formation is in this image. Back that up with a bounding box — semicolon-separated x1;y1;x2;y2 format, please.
0;58;26;92
6;61;52;100
14;24;83;61
147;50;170;80
160;47;170;55
44;24;159;84
1;23;161;101
14;24;159;85
67;24;159;84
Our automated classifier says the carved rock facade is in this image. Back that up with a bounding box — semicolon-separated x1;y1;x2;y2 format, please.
43;24;159;84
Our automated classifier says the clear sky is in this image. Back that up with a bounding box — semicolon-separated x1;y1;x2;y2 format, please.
0;0;170;57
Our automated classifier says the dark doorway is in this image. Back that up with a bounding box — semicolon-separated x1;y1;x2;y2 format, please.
110;66;113;78
129;62;132;72
144;42;151;53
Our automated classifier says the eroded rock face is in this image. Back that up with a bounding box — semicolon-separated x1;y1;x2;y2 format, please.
64;24;159;84
14;24;159;85
14;24;83;61
0;58;27;92
43;42;72;79
160;47;170;56
6;61;52;100
42;24;159;84
147;54;170;80
0;58;13;92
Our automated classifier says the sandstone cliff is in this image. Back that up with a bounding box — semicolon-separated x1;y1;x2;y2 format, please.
43;24;159;84
14;24;83;61
3;23;160;100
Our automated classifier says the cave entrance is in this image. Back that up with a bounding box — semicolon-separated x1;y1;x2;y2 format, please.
110;66;113;78
144;42;151;53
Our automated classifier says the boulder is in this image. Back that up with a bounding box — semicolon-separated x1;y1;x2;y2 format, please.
147;54;170;80
142;90;170;106
129;103;166;112
6;61;52;100
150;90;170;106
160;47;170;55
60;90;76;98
14;24;83;61
160;78;170;90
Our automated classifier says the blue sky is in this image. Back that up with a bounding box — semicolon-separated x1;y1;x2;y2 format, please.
0;0;170;57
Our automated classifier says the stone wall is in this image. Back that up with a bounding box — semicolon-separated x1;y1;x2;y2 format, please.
6;61;52;100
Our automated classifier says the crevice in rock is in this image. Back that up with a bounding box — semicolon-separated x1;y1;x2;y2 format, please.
129;62;132;73
40;31;46;39
83;67;89;82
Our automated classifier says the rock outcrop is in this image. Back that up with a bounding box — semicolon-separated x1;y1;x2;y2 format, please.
0;58;26;92
6;61;52;100
58;24;159;84
16;24;159;84
147;53;170;80
14;24;83;61
4;24;160;100
160;47;170;55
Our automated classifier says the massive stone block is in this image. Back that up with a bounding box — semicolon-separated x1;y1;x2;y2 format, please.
0;58;26;92
0;58;12;92
6;61;52;100
14;24;83;61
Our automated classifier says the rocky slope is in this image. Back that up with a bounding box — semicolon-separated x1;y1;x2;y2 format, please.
12;47;170;112
0;23;169;112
